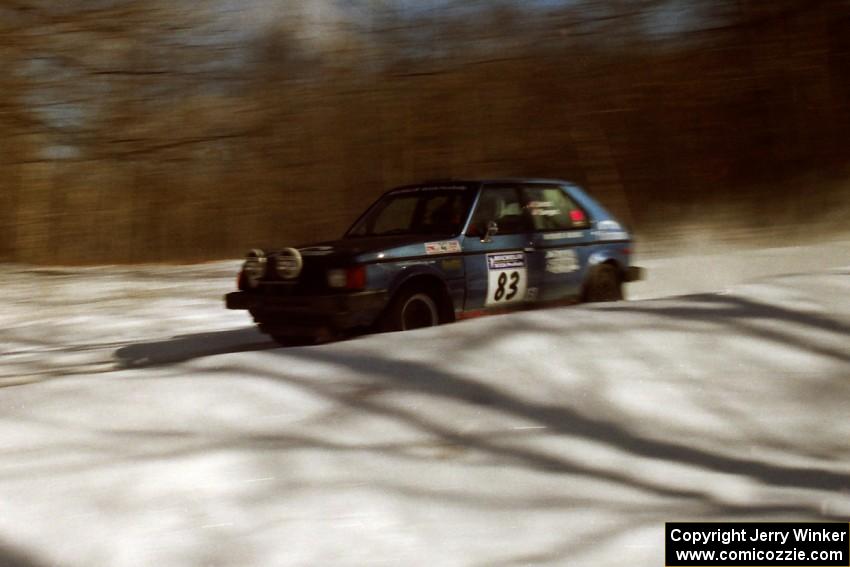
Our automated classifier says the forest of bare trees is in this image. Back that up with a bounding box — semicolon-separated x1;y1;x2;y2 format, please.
1;0;848;263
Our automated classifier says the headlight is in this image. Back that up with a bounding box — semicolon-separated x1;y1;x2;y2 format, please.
242;249;267;288
327;266;366;290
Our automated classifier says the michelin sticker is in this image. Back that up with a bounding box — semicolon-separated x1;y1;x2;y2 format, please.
425;240;462;255
546;249;579;274
485;252;528;307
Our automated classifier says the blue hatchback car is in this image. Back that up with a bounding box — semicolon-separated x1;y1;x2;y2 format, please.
226;178;644;343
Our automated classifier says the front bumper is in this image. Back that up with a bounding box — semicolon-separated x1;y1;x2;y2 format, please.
625;266;646;282
225;290;388;333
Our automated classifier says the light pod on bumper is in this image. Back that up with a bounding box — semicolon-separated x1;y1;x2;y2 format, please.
275;247;303;280
242;249;267;289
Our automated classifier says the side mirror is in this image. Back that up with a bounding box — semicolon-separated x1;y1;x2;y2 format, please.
481;220;499;243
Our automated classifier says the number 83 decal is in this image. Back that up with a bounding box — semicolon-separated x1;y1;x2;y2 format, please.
494;271;520;301
485;253;528;307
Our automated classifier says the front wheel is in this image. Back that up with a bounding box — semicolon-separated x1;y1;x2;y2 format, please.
582;263;624;302
382;288;442;332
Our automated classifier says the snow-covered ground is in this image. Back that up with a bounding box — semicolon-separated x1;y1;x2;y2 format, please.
1;240;849;567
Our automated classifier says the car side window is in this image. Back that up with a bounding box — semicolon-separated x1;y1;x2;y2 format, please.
420;193;466;235
522;186;590;231
466;186;528;236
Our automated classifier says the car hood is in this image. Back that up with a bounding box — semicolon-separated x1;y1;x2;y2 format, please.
285;234;462;264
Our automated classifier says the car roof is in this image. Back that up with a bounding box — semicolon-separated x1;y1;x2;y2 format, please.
419;177;572;186
383;178;582;198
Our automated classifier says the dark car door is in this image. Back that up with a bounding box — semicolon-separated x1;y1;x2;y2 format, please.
461;185;543;310
521;184;594;301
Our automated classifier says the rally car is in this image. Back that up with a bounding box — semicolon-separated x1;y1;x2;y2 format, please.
225;178;644;344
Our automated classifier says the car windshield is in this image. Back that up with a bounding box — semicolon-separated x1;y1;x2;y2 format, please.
346;186;474;238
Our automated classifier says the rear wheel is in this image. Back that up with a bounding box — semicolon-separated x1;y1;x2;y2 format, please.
382;287;443;332
583;263;624;302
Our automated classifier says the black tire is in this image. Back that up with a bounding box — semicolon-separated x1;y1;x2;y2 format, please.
382;287;443;332
583;263;624;302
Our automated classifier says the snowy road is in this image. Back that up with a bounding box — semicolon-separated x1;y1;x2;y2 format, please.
1;240;849;566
